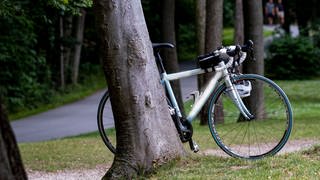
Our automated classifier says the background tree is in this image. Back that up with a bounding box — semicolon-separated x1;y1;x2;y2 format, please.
161;0;185;115
199;0;224;125
0;98;27;179
71;9;86;84
49;0;92;87
243;0;264;118
195;0;206;97
94;0;185;178
234;0;244;45
195;0;206;56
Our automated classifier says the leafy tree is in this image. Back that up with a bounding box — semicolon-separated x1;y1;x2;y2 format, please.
0;0;51;113
48;0;93;87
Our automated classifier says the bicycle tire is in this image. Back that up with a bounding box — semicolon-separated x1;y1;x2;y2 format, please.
97;90;116;154
208;74;293;159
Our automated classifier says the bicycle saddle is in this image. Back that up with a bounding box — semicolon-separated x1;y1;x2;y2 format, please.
152;43;174;49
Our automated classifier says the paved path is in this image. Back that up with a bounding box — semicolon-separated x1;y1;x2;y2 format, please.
11;62;197;143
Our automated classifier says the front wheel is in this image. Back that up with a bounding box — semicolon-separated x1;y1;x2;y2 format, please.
208;74;293;159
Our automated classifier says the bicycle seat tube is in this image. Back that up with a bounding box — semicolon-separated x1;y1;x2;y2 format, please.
186;62;225;122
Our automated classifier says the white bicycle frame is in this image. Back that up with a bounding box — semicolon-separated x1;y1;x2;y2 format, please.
161;60;253;123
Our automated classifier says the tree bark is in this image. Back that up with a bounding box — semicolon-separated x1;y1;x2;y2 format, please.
59;16;65;89
234;0;244;45
161;0;185;116
234;0;244;73
195;0;206;92
64;15;73;81
195;0;206;56
71;9;86;85
94;0;185;178
243;0;265;119
0;98;27;180
199;0;224;125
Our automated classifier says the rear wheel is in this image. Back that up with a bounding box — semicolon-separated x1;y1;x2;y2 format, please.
97;90;116;153
208;74;293;159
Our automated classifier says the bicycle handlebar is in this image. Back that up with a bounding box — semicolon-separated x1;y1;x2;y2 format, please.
197;40;254;68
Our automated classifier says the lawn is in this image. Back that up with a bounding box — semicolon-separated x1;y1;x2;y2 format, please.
18;80;320;178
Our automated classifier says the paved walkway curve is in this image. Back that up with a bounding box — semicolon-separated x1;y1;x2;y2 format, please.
11;62;197;143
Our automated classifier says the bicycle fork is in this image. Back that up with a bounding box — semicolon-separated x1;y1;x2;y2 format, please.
224;74;254;120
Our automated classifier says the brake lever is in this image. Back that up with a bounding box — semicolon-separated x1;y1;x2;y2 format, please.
245;40;255;61
249;48;256;61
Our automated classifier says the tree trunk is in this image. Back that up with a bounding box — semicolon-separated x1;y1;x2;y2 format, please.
59;16;65;89
161;0;185;116
234;0;244;45
195;0;206;56
0;98;27;180
199;0;224;125
72;9;86;85
243;0;265;119
195;0;206;92
64;15;73;82
234;0;244;73
94;0;186;178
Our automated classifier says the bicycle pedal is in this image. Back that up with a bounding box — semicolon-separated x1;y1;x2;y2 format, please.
189;139;200;153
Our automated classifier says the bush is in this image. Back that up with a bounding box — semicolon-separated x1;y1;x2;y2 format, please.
0;2;52;113
265;36;320;79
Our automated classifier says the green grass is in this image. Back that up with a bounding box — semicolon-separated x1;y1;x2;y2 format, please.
149;146;320;179
19;132;113;172
222;27;274;45
9;72;106;121
18;80;320;177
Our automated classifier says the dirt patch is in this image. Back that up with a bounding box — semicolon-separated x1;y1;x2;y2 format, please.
201;139;320;157
27;164;109;180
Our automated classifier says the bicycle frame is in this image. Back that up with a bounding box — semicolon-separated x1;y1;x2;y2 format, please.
161;61;254;123
161;62;221;122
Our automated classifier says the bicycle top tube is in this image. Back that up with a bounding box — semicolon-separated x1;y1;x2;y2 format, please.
165;68;210;82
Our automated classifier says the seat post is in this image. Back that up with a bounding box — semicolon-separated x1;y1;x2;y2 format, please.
155;50;166;74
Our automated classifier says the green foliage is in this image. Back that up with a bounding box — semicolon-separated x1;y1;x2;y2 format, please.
177;24;196;61
265;36;320;79
48;0;92;15
0;0;99;115
223;0;235;27
0;0;51;113
142;0;161;42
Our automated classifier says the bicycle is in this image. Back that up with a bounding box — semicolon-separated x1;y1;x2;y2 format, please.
97;40;293;159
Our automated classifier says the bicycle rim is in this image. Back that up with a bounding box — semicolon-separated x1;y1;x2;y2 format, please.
97;90;117;154
208;74;293;159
